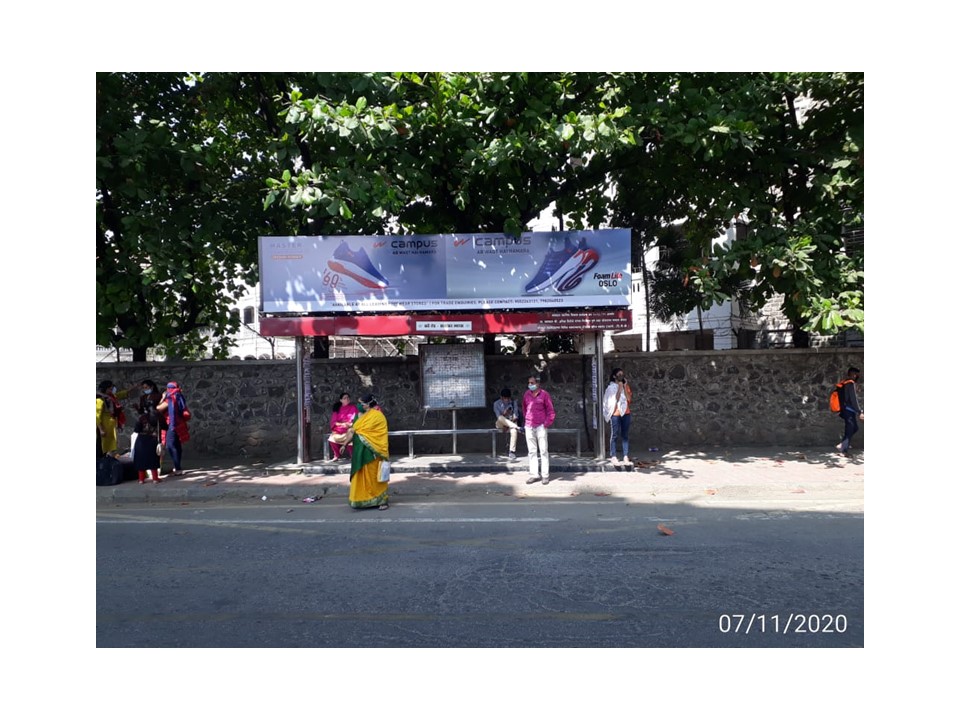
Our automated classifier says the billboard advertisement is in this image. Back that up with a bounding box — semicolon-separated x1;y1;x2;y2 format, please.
258;230;631;314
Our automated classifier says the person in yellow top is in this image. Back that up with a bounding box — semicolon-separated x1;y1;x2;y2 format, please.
96;379;137;456
602;367;633;465
341;394;390;510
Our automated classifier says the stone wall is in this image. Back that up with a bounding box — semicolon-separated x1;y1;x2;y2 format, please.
97;348;864;460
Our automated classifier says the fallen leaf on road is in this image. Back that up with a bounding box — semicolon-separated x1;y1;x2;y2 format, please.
657;524;675;536
594;492;611;497
569;492;580;497
706;489;718;495
791;488;806;494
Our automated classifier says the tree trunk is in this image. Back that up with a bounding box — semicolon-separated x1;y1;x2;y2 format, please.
641;245;651;353
132;347;147;362
793;325;810;348
312;337;329;359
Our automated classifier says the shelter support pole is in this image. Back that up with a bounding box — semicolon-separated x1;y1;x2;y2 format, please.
596;332;606;461
586;332;606;460
296;336;312;464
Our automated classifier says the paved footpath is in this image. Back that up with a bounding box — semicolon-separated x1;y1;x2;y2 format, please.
96;447;864;509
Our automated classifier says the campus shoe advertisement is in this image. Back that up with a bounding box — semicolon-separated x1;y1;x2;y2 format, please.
258;230;631;313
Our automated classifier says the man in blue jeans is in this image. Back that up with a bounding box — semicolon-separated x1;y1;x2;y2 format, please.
602;368;633;465
836;367;864;455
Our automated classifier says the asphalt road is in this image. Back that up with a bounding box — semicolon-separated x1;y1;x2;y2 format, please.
96;488;863;648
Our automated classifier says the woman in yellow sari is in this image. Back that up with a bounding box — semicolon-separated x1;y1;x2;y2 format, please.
342;394;390;510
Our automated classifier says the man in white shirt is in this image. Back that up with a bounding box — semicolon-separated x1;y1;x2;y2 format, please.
493;388;521;460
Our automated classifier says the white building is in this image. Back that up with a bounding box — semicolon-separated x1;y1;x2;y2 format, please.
227;283;297;360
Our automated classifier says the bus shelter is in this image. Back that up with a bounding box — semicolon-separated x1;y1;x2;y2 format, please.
258;230;632;463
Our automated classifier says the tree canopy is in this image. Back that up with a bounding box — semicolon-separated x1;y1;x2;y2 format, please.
97;72;863;358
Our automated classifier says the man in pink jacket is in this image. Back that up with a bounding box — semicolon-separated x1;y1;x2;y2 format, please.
522;375;556;485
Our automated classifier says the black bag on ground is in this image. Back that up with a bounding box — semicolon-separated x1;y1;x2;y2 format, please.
116;453;138;482
97;455;124;486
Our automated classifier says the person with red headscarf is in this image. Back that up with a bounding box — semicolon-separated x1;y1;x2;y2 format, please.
157;381;191;476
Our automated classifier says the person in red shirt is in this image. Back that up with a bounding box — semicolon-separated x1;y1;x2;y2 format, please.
157;381;191;476
522;375;555;485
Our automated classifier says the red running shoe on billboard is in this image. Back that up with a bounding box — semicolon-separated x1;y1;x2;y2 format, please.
327;241;390;289
524;237;600;294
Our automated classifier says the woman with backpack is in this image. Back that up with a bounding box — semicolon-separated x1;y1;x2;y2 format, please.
157;381;191;476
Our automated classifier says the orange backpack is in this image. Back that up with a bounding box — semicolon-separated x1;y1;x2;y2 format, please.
829;379;853;413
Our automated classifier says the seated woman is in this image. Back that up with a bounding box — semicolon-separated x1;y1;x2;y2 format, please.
328;392;359;460
341;394;390;510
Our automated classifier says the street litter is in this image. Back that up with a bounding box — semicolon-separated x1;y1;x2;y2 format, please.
706;489;718;495
261;495;268;501
657;524;675;536
302;496;321;503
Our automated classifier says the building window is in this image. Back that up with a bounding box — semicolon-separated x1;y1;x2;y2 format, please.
657;330;714;351
243;307;256;325
736;329;757;350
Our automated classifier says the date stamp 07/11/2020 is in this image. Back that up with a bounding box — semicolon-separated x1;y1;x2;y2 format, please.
718;614;848;635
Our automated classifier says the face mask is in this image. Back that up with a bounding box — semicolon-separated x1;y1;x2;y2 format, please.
142;388;151;395
111;386;117;394
528;384;537;391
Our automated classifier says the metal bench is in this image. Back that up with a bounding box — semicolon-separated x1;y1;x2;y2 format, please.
323;427;582;460
490;427;581;459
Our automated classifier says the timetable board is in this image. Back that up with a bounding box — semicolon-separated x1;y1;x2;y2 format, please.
419;343;486;409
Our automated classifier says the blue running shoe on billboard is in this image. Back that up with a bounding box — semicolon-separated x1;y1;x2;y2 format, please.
327;241;389;289
524;237;600;294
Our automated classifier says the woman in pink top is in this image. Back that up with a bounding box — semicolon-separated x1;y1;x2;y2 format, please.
329;392;359;460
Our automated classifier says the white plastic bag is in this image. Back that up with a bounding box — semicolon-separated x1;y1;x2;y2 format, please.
380;460;391;483
129;432;138;463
